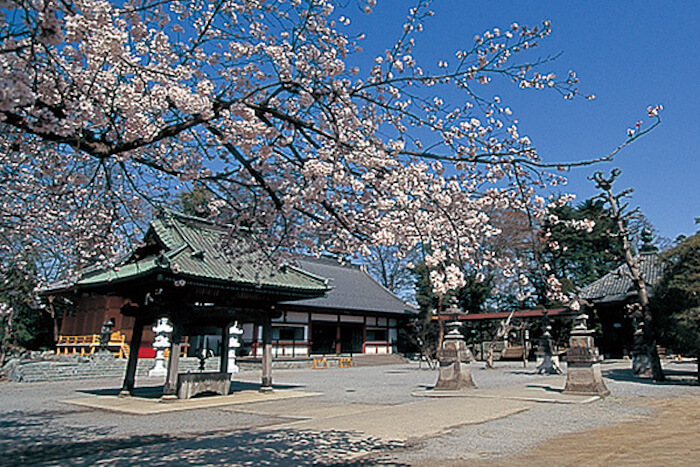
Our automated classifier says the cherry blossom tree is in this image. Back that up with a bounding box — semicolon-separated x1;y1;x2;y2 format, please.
0;0;660;300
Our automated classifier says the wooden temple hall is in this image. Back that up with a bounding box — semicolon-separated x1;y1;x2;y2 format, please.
54;210;331;397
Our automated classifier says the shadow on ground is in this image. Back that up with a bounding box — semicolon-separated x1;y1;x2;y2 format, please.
603;367;699;386
0;410;406;467
524;384;563;393
78;381;303;398
0;409;113;466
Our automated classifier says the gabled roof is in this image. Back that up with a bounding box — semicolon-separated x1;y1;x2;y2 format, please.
77;210;329;297
579;252;663;303
283;256;418;316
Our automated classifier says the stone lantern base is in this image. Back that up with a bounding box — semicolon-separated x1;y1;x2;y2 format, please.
563;333;610;396
434;321;476;390
435;360;476;390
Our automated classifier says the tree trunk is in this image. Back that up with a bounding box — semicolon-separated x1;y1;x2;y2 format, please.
595;172;665;382
0;305;18;365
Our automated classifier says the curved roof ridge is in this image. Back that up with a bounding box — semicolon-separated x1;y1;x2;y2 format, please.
579;252;663;302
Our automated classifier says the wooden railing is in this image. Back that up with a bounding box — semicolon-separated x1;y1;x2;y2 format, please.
57;332;130;359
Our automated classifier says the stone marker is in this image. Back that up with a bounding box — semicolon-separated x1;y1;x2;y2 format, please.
434;321;476;390
563;313;610;396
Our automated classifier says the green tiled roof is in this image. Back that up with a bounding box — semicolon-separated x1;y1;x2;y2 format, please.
77;210;329;296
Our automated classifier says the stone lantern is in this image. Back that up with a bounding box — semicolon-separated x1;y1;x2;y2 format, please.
536;311;562;374
434;301;476;390
227;322;244;378
563;313;610;396
149;317;173;377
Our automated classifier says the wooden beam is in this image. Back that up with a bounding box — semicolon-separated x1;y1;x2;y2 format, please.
220;323;230;375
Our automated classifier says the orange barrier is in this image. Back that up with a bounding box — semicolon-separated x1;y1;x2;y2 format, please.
312;357;329;369
339;357;354;368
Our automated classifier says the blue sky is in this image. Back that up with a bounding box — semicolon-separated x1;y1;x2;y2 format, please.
349;1;699;240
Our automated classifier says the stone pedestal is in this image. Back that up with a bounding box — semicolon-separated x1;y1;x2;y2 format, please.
632;348;653;377
563;315;609;396
176;372;231;399
434;322;476;390
631;325;654;377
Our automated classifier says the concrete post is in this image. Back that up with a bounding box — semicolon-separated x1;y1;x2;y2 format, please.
260;314;273;392
163;324;182;398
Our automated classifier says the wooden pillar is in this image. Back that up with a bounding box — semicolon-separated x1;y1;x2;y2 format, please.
260;314;273;392
335;323;342;354
120;314;146;397
220;323;230;374
163;324;182;398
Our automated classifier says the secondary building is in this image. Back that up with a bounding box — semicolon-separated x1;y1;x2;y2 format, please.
578;241;663;358
240;256;418;358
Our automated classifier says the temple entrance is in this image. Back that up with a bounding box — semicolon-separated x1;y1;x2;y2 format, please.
340;324;363;353
311;322;363;354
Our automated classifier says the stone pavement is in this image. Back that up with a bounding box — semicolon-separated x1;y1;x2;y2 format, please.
63;389;321;415
229;397;531;441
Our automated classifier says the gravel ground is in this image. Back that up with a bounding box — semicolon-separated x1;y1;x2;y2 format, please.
0;360;697;466
363;361;700;466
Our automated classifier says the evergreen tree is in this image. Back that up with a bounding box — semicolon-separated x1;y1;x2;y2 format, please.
652;231;700;381
534;198;624;304
1;257;53;361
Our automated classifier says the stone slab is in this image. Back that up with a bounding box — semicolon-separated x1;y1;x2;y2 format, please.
234;397;531;442
281;397;531;441
61;389;321;415
414;376;601;404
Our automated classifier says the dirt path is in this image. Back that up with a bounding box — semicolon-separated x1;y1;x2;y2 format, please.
408;395;700;467
480;394;700;467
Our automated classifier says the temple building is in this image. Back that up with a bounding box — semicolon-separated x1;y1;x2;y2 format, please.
52;210;416;371
578;234;663;358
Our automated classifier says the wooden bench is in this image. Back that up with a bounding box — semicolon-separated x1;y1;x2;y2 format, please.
501;345;525;360
56;332;130;359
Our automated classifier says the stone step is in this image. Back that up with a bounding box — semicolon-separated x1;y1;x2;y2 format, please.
3;357;220;382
